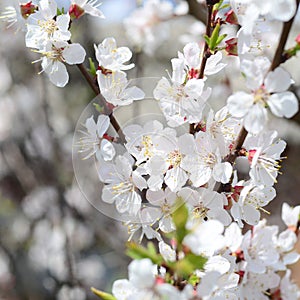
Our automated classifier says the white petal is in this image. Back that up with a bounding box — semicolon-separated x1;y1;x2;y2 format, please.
213;162;232;184
56;14;70;32
84;3;105;18
85;115;97;135
267;92;299;118
268;0;296;22
264;67;292;93
243;204;260;225
63;43;86;65
112;279;135;300
132;172;147;190
96;114;110;136
48;61;69;87
99;139;115;161
244;104;267;134
227;92;253;118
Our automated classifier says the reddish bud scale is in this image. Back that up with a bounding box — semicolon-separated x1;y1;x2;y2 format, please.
69;4;85;20
225;9;239;25
102;133;114;142
270;289;282;300
155;276;165;285
97;65;113;76
236;270;245;284
20;1;37;19
225;38;238;56
247;149;257;164
296;34;300;45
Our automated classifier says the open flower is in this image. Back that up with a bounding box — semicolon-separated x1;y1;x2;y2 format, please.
244;130;286;186
25;0;71;49
97;71;145;106
94;37;134;71
33;40;86;87
227;57;298;134
99;155;147;216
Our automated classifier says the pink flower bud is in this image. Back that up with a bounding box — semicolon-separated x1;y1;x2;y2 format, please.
296;33;300;45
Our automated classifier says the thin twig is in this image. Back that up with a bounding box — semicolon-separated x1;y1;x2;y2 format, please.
190;3;214;134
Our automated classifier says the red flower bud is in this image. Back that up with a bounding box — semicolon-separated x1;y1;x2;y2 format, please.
296;33;300;45
69;4;85;20
20;1;37;19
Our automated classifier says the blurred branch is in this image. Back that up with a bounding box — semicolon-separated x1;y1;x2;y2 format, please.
186;0;207;24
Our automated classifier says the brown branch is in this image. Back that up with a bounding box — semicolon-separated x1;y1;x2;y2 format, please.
190;3;214;134
271;1;299;71
76;63;126;143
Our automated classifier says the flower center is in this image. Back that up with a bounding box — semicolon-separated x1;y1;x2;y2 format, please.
167;150;182;168
38;19;58;36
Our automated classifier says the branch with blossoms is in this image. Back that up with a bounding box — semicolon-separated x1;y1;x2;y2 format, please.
2;0;300;299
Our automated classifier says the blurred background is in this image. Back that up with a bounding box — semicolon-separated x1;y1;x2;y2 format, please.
0;0;300;299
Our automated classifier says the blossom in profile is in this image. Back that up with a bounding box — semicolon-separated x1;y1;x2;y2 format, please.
78;115;115;161
69;0;104;20
0;1;38;31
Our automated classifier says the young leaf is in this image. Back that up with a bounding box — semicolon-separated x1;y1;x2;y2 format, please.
88;57;97;76
216;34;227;46
93;103;104;113
209;23;221;51
172;198;189;247
91;287;116;300
126;242;163;265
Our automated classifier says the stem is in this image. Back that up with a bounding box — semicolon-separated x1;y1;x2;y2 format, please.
271;4;299;71
190;3;214;134
76;63;126;143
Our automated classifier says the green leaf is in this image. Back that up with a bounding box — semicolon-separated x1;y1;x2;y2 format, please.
216;34;227;45
204;35;210;46
173;253;207;278
220;3;230;9
185;253;207;270
172;198;189;247
209;23;221;51
93;103;104;113
91;288;116;300
188;274;200;286
88;57;97;77
213;0;224;11
56;7;65;16
126;242;163;265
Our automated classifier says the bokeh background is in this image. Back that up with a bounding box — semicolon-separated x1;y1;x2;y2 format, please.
0;0;300;299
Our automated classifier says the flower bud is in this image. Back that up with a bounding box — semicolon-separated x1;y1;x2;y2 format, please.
20;1;37;19
69;4;85;20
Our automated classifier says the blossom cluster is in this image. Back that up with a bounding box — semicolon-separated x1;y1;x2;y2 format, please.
2;0;300;299
108;203;300;300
